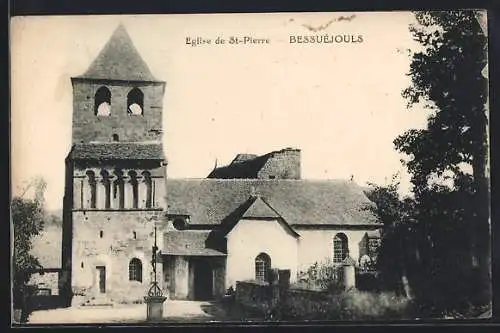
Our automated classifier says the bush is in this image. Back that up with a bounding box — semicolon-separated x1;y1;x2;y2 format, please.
296;261;345;293
283;290;415;321
339;291;415;320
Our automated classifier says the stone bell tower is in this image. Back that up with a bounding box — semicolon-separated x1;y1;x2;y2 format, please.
60;24;167;305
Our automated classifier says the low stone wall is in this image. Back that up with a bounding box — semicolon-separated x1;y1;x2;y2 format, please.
234;269;409;321
285;287;336;320
235;281;274;315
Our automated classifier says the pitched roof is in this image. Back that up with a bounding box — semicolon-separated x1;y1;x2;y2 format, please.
208;148;301;179
69;143;165;160
162;231;226;256
232;154;258;164
76;24;159;82
241;196;281;219
208;154;269;178
167;179;380;226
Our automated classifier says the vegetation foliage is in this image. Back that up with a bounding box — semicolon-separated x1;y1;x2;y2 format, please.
365;10;490;318
12;177;48;321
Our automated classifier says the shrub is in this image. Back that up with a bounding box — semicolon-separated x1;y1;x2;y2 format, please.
283;290;415;321
296;260;344;293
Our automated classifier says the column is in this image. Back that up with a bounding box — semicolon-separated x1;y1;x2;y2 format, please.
125;180;134;209
82;178;90;209
96;178;103;209
138;181;147;209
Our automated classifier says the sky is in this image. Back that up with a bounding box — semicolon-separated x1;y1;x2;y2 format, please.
11;12;432;211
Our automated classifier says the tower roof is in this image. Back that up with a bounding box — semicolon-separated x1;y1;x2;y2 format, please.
76;24;159;82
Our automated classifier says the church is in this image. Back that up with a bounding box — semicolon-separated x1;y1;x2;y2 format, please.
57;25;382;305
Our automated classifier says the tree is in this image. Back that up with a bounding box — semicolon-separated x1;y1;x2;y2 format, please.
393;10;490;315
11;193;45;321
364;179;417;298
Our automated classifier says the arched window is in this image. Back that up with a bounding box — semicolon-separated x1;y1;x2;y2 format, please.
127;88;144;115
129;258;143;282
142;171;152;208
100;169;111;209
112;134;119;142
128;170;139;209
255;253;271;283
113;169;125;209
333;233;349;264
86;170;97;209
95;86;111;116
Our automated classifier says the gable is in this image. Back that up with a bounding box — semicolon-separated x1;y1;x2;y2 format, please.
241;196;281;219
226;217;299;241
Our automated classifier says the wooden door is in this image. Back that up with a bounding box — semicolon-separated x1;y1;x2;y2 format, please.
96;266;106;293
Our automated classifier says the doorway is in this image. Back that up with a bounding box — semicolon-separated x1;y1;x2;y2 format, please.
96;266;106;294
193;260;213;300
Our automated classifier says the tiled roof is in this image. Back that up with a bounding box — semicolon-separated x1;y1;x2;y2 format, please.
231;154;258;164
241;196;281;219
76;24;160;82
69;143;165;160
208;148;300;179
208;155;269;178
162;231;226;256
167;179;380;226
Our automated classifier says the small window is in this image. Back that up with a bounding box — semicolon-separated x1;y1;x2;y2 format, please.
269;175;276;179
127;88;144;115
81;262;84;268
129;258;143;282
99;230;103;238
112;134;119;142
95;86;111;116
133;231;137;239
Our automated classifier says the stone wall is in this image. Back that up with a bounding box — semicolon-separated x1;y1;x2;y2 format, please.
235;280;273;315
257;148;301;180
71;210;165;303
71;80;165;144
